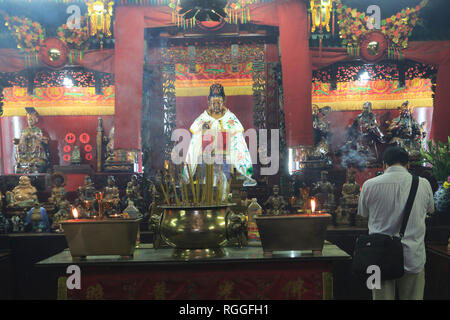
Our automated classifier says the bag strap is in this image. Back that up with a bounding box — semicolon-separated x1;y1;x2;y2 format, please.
399;175;419;238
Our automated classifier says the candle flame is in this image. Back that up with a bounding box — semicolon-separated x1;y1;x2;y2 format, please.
72;208;79;219
310;199;316;213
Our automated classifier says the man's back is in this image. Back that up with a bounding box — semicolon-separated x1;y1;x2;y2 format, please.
358;165;434;273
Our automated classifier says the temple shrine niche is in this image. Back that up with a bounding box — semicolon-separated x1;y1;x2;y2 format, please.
0;0;449;301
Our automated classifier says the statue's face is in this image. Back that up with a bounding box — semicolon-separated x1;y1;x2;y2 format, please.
27;113;38;127
363;102;372;114
208;96;225;116
348;171;355;183
19;176;30;186
273;186;279;195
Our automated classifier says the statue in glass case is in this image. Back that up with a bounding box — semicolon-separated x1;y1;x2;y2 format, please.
13;107;50;173
263;185;287;215
340;101;385;168
6;176;38;209
312;171;336;213
385;101;426;162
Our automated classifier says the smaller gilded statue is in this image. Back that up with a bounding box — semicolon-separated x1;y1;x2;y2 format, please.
263;185;287;215
336;170;360;226
48;173;70;230
6;176;38;209
14;107;50;173
103;176;120;215
77;175;97;216
71;146;81;165
385;101;426;162
312;171;335;213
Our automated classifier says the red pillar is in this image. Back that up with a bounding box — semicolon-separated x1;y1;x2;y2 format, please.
114;7;144;151
277;0;314;147
432;63;450;142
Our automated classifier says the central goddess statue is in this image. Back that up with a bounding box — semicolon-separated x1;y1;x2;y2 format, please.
183;83;256;187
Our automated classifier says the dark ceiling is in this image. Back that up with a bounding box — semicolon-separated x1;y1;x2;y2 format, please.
0;0;449;49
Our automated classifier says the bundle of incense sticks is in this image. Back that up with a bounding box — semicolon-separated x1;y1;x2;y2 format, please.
158;163;232;206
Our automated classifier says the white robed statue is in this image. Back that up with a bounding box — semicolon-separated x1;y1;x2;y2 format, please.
183;83;256;187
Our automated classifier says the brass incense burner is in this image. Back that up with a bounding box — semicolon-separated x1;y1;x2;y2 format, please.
151;163;247;259
157;204;238;259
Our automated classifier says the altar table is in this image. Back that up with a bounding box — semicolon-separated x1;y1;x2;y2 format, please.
36;243;350;300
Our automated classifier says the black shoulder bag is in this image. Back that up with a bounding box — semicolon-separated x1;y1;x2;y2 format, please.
352;175;419;281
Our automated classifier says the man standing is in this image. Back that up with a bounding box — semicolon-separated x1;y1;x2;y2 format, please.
358;146;434;300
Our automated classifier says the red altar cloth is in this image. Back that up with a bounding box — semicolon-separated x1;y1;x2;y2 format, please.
60;262;332;300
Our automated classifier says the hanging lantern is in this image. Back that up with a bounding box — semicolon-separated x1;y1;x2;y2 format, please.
86;0;114;48
310;0;334;34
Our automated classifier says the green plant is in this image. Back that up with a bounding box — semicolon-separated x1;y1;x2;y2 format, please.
420;137;450;182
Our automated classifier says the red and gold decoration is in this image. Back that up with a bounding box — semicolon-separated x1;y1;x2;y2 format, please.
56;14;90;51
309;0;335;35
3;14;46;56
38;38;69;69
1;86;115;116
312;78;433;111
86;0;114;48
169;0;261;29
336;0;428;62
59;266;333;300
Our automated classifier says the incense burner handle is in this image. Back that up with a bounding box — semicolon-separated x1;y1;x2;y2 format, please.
225;208;248;247
149;210;163;250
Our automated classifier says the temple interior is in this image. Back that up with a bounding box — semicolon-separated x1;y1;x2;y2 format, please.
0;0;449;302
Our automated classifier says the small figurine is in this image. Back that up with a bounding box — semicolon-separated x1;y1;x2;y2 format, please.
126;175;143;211
336;170;360;226
25;202;50;232
77;176;97;216
312;171;336;213
0;213;10;234
299;187;310;213
103;176;120;215
6;176;38;209
263;185;287;215
13;107;50;173
385;101;426;161
11;215;24;232
71;146;81;165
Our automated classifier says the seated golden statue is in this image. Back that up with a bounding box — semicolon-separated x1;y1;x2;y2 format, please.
13;108;49;174
48;173;70;218
264;185;287;215
6;176;38;209
77;176;97;216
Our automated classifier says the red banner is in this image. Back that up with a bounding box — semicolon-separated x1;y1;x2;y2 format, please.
60;263;332;300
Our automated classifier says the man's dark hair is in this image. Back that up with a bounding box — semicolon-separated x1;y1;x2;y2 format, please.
382;146;409;166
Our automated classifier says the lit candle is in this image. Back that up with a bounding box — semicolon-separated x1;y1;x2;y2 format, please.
72;208;79;220
310;198;316;214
